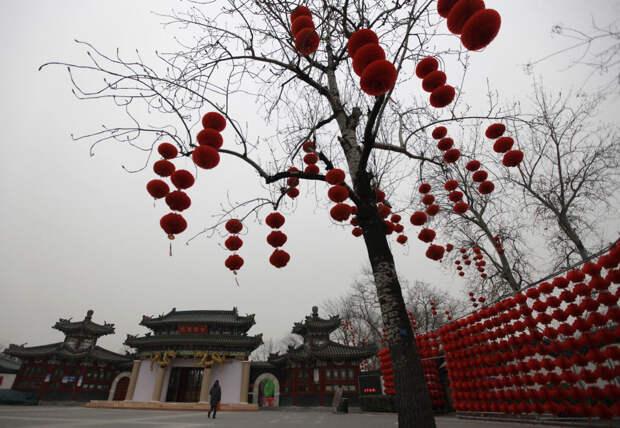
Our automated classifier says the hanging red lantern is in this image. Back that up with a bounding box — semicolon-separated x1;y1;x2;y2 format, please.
352;227;363;237
465;160;481;171
421;194;435;205
493;136;514;153
461;9;502;51
265;212;285;229
453;202;469;214
287;187;300;199
422;70;447;92
397;234;408;245
160;213;187;238
419;183;432;194
225;235;243;251
410;211;427;225
325;168;345;185
295;28;320;55
330;203;352;221
328;185;349;203
426;244;445;260
418;228;436;243
426;204;440;216
192;145;220;169
291;15;315;37
448;191;463;202
444;179;459;191
303;153;319;164
415;57;439;78
394;223;404;233
269;249;290;268
384;221;395;235
360;60;398;96
485;123;505;139
390;214;402;223
196;128;223;149
432;126;448;139
444;148;461;163
225;219;243;234
267;230;288;248
353;44;386;76
502;150;524;167
437;137;454;151
153;160;176;177
146;179;170;199
375;189;386;203
290;5;312;22
446;0;485;34
171;169;195;189
224;254;244;272
165;190;191;212
305;164;320;174
471;170;488;182
347;29;379;57
302;141;315;153
430;85;455;108
287;176;299;187
202;111;226;131
582;262;602;277
437;0;459;18
478;181;495;194
157;143;178;159
446;243;454;252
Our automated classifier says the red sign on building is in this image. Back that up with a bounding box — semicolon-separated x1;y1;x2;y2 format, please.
178;324;208;334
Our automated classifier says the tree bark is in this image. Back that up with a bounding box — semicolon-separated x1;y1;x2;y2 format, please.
557;215;589;262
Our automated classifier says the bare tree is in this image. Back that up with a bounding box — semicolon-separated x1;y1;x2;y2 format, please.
43;1;518;425
505;85;620;269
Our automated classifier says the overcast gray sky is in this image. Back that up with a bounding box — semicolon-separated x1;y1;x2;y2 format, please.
1;1;618;354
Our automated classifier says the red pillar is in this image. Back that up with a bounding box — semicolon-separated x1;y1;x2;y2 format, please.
292;368;297;406
319;367;325;406
72;365;88;401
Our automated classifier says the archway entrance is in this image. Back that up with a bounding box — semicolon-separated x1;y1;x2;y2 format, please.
252;373;280;408
108;372;131;401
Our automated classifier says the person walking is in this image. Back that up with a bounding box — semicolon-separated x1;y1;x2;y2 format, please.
208;380;222;419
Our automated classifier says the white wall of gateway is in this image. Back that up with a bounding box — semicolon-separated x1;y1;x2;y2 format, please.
0;373;16;389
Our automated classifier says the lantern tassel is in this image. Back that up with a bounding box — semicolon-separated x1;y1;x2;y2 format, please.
233;272;240;287
169;242;172;257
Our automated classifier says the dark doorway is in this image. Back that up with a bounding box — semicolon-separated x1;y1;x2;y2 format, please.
166;367;203;402
113;377;130;400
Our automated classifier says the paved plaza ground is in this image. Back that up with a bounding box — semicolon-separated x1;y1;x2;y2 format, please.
0;405;553;428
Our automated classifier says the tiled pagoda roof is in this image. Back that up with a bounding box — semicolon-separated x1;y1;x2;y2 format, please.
124;333;263;354
269;341;378;363
140;307;255;332
291;306;340;336
53;310;115;337
4;343;130;364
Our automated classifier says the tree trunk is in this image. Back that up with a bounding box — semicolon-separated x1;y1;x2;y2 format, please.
557;215;589;262
357;192;436;428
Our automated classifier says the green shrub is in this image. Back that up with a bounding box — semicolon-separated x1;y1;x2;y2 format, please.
360;395;397;412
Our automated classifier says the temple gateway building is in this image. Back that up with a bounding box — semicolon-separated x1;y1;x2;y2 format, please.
119;307;262;408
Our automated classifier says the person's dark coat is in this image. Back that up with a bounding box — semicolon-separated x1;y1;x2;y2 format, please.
209;381;222;405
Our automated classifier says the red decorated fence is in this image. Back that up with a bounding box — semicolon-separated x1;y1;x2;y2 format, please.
438;242;620;419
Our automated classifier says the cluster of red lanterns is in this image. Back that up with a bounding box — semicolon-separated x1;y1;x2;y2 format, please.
416;58;455;108
224;219;244;274
438;0;502;51
443;178;469;215
348;29;397;96
378;347;395;395
302;141;320;175
413;326;447;409
485;123;524;168
468;291;487;308
494;234;505;255
324;168;354;223
148;142;195;240
431;126;461;163
265;212;290;268
285;166;301;199
409;183;446;261
290;6;320;55
438;241;620;419
192;112;226;170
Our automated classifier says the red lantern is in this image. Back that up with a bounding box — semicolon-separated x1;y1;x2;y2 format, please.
330;203;352;222
302;141;315;153
421;194;435;205
304;153;319;164
266;230;288;248
485;123;505;139
376;189;386;203
397;235;408;245
410;211;427;226
146;179;170;199
160;213;187;238
502;150;524;167
437;0;459;18
171;169;195;189
418;228;436;243
471;170;488;182
377;203;391;218
165;190;191;212
305;164;320;174
224;254;244;272
426;244;445;260
287;187;300;199
201;112;226;131
196;128;223;149
437;137;454;151
328;185;349;203
295;28;320;55
225;219;243;234
394;223;404;233
360;60;398;96
430;85;455;108
415;57;439;78
265;212;285;229
426;204;440;216
478;180;495;194
390;214;402;223
422;70;447;92
448;191;463;202
157;143;178;159
446;0;485;34
583;262;602;277
290;5;312;22
192;145;220;169
461;9;502;51
291;16;315;37
465;160;481;171
432;126;448;139
353;44;385;76
153;160;175;177
418;183;432;194
269;249;290;268
347;29;379;57
225;235;243;251
453;202;469;214
352;227;363;237
493;136;514;153
325;168;345;185
444;179;459;191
